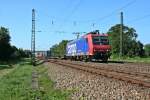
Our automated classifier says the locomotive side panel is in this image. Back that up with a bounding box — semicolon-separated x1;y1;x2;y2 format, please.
76;38;89;55
66;38;89;57
66;41;77;56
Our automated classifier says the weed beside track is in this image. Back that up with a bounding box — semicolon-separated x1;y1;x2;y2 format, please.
0;60;71;100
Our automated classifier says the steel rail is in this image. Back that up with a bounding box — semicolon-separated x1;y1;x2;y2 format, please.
48;59;150;88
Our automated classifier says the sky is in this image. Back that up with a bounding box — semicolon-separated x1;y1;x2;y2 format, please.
0;0;150;50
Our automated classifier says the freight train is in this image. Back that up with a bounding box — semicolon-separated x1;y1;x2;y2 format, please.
65;30;111;62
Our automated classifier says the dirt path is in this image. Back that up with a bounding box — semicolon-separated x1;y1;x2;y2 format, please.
31;68;40;100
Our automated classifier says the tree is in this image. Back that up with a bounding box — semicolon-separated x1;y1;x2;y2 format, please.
50;40;69;57
136;41;144;57
108;24;144;57
58;40;69;56
10;46;30;59
144;44;150;56
0;27;13;60
50;44;59;57
0;27;30;61
0;27;10;44
127;40;144;57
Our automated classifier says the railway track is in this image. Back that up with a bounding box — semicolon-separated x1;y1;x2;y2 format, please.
65;61;150;78
47;59;150;88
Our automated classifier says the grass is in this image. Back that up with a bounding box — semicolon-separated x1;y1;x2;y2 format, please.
110;55;150;63
0;60;71;100
0;64;33;100
0;65;14;77
122;57;150;63
0;58;31;77
34;65;71;100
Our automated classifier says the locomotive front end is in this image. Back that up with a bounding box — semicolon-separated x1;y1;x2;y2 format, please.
92;34;111;61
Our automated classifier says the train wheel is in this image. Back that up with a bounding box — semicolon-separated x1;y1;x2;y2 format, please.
82;56;87;62
87;56;92;62
102;57;108;63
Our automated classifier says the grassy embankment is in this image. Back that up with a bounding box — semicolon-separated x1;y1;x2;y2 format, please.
0;59;71;100
110;55;150;63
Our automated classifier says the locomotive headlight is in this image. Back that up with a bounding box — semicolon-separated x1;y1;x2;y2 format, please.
107;49;110;52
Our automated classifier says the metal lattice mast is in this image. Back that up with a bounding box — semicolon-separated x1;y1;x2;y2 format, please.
120;12;123;58
31;9;36;65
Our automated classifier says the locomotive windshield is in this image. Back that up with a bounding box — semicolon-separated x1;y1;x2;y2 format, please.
92;36;109;45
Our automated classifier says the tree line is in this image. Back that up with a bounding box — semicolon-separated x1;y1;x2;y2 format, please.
1;24;149;61
50;24;150;58
0;27;30;62
50;40;69;57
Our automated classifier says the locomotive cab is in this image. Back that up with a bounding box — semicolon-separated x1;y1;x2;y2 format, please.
86;31;111;61
92;35;110;51
92;35;111;61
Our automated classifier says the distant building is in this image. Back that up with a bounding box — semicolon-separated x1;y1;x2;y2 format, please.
35;51;51;59
35;51;47;59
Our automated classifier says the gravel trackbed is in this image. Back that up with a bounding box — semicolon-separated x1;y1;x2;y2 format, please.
45;62;150;100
